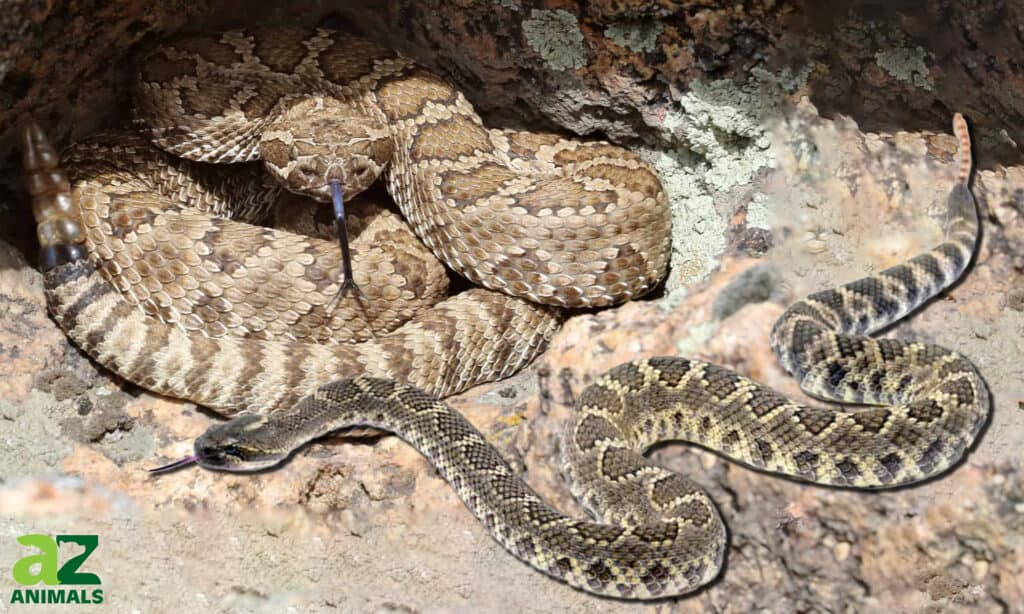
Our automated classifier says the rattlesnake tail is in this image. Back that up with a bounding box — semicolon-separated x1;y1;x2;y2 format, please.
770;115;980;389
21;122;88;269
946;113;978;242
551;117;988;597
953;112;972;185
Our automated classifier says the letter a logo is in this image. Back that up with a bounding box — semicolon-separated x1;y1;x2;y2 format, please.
11;534;60;586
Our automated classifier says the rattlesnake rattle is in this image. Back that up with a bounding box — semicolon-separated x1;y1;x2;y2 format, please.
23;33;987;600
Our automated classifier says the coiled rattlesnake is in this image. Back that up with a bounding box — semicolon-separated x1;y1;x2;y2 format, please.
24;27;987;600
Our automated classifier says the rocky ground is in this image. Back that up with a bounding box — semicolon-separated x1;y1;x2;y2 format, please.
1;1;1023;613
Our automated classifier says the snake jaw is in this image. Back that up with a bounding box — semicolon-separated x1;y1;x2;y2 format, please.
191;448;286;473
191;415;293;473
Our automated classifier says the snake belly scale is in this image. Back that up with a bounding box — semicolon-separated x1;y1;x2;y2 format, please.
23;25;988;601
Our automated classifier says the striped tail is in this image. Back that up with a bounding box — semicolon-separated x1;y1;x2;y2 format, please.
21;121;88;269
770;114;980;399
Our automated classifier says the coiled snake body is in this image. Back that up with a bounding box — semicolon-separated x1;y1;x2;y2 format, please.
24;27;988;600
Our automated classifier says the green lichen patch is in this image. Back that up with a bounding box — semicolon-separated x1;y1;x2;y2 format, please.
746;192;771;230
604;19;662;53
650;148;728;292
666;66;809;193
650;66;810;293
875;46;934;90
522;9;587;72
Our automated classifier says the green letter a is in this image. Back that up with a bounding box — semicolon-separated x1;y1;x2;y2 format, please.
12;534;59;586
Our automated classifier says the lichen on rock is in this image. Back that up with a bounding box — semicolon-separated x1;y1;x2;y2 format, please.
604;19;662;53
522;9;587;71
875;45;934;90
651;66;810;293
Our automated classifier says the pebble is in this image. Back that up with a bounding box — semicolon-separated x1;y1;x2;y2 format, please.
340;508;367;536
834;541;851;562
972;559;989;580
803;230;827;254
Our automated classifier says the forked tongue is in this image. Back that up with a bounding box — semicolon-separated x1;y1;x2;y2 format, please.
148;455;198;474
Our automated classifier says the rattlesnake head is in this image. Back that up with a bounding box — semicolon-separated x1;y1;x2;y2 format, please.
259;95;393;202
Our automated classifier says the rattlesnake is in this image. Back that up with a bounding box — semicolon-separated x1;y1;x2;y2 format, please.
23;27;988;600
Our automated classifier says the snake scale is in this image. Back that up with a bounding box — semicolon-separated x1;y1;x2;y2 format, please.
23;27;988;600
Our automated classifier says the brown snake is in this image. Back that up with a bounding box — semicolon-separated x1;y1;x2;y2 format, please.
23;27;988;600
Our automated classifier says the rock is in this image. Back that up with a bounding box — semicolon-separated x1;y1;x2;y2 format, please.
0;2;1022;611
0;241;65;403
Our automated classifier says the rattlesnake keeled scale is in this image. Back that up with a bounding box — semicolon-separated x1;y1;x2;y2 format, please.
24;27;988;600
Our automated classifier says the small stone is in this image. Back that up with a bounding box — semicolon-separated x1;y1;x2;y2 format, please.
340;509;367;537
701;453;718;470
972;559;989;580
1006;289;1024;312
805;238;827;254
834;541;851;562
971;320;996;340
